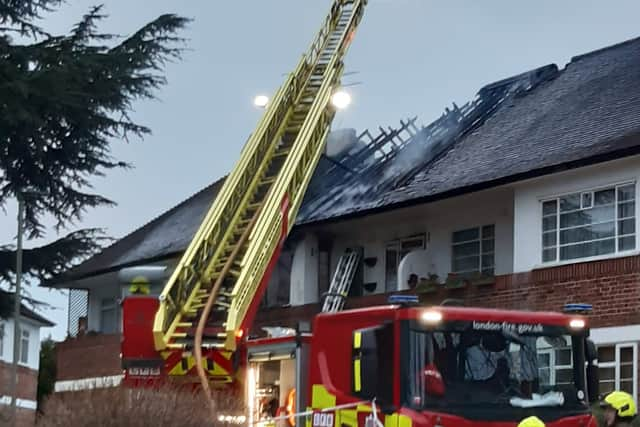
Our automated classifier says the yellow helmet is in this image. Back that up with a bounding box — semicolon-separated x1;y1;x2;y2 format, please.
517;416;545;427
600;391;637;418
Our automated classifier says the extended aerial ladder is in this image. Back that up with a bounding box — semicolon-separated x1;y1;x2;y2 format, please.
150;0;368;386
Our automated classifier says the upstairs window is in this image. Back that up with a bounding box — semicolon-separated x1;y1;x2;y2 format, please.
542;183;636;263
451;225;495;275
20;328;30;364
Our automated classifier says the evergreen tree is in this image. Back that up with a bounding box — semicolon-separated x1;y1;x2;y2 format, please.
37;337;56;410
0;0;189;315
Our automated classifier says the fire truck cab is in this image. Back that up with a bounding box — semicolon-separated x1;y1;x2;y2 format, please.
247;297;599;427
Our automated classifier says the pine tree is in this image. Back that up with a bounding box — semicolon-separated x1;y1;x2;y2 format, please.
0;0;189;316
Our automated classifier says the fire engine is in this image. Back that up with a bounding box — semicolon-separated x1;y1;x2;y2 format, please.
120;0;601;425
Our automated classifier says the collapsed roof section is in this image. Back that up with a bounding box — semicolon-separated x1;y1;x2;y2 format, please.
297;64;559;224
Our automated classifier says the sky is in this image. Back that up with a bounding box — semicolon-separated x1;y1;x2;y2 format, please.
2;0;640;341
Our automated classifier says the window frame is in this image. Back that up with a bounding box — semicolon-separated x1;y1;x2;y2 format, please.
536;345;574;386
19;327;30;364
450;224;495;276
384;234;426;292
541;182;637;264
597;342;638;401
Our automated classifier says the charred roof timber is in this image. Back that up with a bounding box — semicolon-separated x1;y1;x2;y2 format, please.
298;65;559;224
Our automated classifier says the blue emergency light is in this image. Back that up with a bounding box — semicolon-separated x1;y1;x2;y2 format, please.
563;303;593;314
388;295;419;306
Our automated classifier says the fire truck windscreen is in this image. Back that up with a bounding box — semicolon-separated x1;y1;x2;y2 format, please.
404;321;589;418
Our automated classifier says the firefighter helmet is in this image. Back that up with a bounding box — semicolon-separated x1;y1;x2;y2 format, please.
517;416;545;427
600;391;637;418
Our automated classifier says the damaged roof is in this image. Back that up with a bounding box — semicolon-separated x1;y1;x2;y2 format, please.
298;36;640;223
51;36;640;284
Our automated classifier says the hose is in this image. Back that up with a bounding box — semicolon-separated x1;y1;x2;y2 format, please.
194;204;263;417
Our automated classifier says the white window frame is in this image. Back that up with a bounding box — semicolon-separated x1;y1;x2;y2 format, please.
384;234;426;291
19;328;30;364
537;340;573;386
451;225;495;275
541;182;636;264
597;342;638;401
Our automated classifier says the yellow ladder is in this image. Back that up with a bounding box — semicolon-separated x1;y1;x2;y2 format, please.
153;0;368;353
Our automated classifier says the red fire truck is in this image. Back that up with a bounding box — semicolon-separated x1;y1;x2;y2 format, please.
123;295;599;426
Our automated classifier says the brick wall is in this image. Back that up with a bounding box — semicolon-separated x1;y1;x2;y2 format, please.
0;361;38;427
0;360;38;402
55;256;640;382
253;254;640;332
55;333;121;381
0;407;35;427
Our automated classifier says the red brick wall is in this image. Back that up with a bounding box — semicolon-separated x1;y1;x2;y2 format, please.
253;254;640;332
0;407;35;427
0;362;38;427
0;360;38;402
55;333;122;381
55;256;640;381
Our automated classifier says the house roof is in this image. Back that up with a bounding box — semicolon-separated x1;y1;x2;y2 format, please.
298;36;640;223
50;36;640;286
0;290;55;327
49;179;225;284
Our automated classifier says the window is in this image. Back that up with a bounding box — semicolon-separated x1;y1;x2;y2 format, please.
385;234;425;291
451;225;495;275
542;183;636;263
19;328;29;364
536;336;573;387
598;343;637;399
100;298;118;334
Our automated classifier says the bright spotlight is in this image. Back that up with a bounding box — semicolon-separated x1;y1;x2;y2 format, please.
331;90;351;110
253;95;269;108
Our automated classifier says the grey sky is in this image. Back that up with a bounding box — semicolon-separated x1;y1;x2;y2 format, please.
2;0;640;341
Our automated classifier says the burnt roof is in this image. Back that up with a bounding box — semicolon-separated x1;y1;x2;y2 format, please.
298;36;640;223
50;36;640;285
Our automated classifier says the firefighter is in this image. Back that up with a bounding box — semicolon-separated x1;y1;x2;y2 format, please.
600;391;637;427
517;416;545;427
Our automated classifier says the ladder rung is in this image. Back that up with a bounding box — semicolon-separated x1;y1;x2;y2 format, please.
172;332;187;339
260;176;276;186
273;150;290;158
215;301;231;308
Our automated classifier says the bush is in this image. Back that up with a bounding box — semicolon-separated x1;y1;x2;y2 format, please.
37;384;245;427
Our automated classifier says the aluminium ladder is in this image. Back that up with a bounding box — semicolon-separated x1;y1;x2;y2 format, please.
152;0;368;355
322;250;360;313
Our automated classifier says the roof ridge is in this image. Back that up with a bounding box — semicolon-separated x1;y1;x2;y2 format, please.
570;35;640;63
